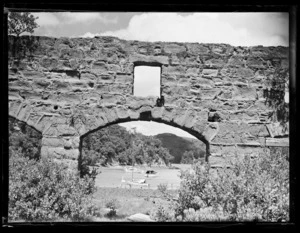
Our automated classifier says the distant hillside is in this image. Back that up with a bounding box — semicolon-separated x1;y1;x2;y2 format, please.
155;133;206;163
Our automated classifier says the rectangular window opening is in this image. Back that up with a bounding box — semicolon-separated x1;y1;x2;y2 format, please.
133;66;161;98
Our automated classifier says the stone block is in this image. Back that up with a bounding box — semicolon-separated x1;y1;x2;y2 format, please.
266;122;289;137
202;69;218;78
246;57;266;69
33;79;52;89
163;43;186;54
151;107;164;119
42;137;64;147
228;55;244;67
129;54;169;65
110;83;132;94
81;72;97;81
162;65;186;75
186;44;210;55
266;137;289;147
59;92;82;105
9;80;33;91
200;89;221;100
91;61;108;74
115;106;130;119
21;70;45;79
9;99;23;117
116;73;133;84
234;67;254;78
40;57;58;70
232;86;257;100
202;122;219;142
107;64;121;73
186;67;200;76
97;74;115;83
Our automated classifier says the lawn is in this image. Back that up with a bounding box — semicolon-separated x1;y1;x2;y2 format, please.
91;187;177;221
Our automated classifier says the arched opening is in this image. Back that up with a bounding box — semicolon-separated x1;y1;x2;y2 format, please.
79;119;209;188
9;116;42;160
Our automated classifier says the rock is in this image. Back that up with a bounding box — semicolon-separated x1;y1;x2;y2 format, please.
163;43;186;54
266;122;289;138
127;213;155;222
202;69;218;78
266;137;289;147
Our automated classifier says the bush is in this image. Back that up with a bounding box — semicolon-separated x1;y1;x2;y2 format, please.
9;151;100;221
152;148;289;222
157;183;168;194
105;198;120;217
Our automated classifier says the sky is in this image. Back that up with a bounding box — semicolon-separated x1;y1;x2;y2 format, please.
27;12;289;139
31;12;289;46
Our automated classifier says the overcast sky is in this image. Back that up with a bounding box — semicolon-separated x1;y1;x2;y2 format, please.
29;12;289;139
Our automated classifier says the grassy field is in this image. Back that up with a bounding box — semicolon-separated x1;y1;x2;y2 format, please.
91;187;177;221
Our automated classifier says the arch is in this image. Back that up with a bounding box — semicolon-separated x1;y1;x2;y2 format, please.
79;111;211;171
8;116;43;160
9;115;43;135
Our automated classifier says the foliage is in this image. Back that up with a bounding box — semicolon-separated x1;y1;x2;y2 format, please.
8;117;100;221
81;124;174;167
155;133;206;163
104;198;120;217
8;12;39;37
9;117;42;160
152;148;289;222
157;183;168;194
9;151;99;221
181;151;194;164
263;67;289;126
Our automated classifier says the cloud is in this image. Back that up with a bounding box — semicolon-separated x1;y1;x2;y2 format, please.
94;12;288;46
80;32;101;38
32;12;118;27
32;13;60;26
61;12;118;24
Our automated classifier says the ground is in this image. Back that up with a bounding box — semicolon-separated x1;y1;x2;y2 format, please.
91;187;176;221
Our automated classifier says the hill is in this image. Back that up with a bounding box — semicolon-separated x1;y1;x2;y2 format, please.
154;133;206;163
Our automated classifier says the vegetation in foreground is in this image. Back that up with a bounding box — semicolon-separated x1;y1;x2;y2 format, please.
8;117;289;222
151;148;289;222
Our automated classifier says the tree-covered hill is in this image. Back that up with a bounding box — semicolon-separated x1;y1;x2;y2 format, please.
154;133;206;163
81;125;174;167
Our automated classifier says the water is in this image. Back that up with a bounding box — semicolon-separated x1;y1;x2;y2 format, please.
95;164;191;190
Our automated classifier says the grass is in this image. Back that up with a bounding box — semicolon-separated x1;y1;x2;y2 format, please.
91;187;177;221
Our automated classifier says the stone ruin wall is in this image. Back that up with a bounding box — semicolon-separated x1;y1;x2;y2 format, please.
8;35;289;167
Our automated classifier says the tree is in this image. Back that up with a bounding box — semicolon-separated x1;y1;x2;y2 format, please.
8;12;39;37
181;151;194;164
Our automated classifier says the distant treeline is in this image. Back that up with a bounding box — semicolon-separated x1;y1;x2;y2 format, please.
81;125;174;167
82;125;206;166
155;133;206;164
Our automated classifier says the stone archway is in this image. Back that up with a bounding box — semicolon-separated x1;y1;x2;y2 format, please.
78;113;212;169
8;35;289;170
37;104;217;170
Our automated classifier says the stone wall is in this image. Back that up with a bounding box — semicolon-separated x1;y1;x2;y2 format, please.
8;35;289;167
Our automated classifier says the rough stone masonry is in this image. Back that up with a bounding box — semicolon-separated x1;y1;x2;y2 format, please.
8;35;289;168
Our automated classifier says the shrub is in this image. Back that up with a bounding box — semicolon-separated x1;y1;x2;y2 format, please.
157;183;168;194
105;198;120;217
9;151;100;221
152;148;289;222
